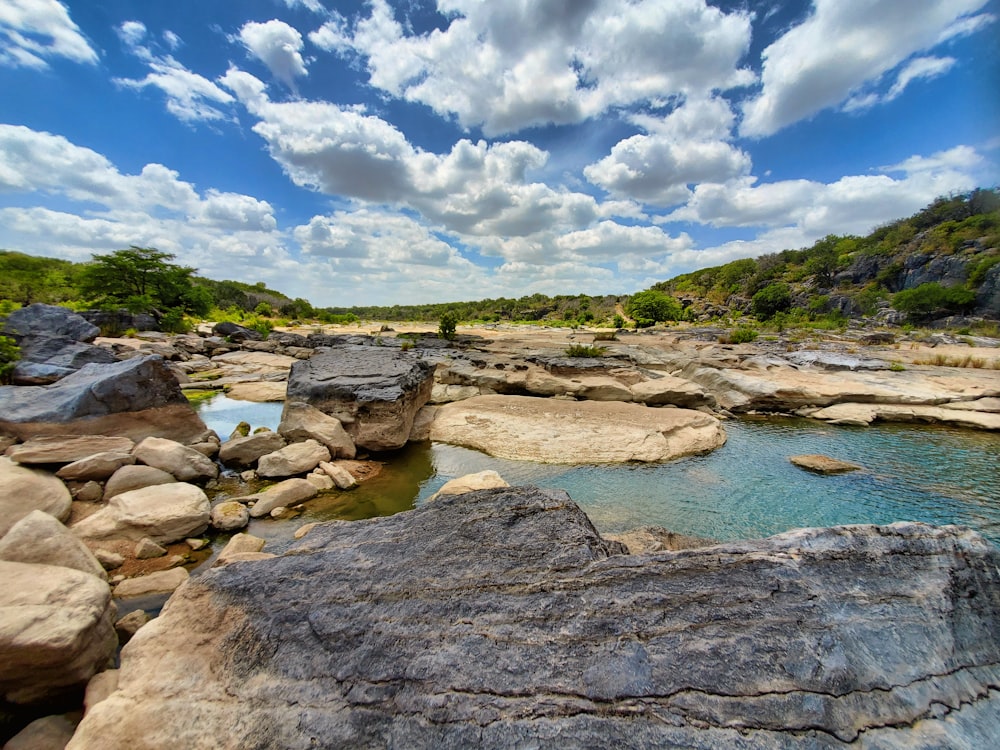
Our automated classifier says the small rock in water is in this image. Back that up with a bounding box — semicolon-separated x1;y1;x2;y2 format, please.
789;454;862;474
186;538;209;551
230;421;251;439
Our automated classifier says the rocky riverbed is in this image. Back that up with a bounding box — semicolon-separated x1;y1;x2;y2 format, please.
1;304;999;747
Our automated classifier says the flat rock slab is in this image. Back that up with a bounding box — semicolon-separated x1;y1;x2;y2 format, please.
68;488;1000;748
807;402;1000;430
430;394;726;463
789;454;863;474
8;435;135;465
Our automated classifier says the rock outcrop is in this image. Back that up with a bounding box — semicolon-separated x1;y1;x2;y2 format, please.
0;560;117;704
0;355;210;444
68;488;1000;748
430;395;726;463
285;347;435;451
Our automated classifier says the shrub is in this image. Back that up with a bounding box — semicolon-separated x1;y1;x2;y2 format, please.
565;344;606;357
624;290;684;323
751;283;792;319
438;311;458;340
720;326;758;344
612;314;625;329
892;283;976;320
0;335;19;384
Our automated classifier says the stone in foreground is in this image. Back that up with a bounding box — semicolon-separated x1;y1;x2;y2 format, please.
285;347;435;451
0;457;72;538
430;394;726;463
69;488;1000;748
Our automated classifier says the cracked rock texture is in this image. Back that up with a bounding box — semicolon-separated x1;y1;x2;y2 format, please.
68;488;1000;749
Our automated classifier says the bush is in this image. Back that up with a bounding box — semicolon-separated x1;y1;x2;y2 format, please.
892;283;976;320
625;290;684;323
612;314;625;328
0;335;19;384
565;344;606;357
438;311;458;340
721;326;758;344
751;283;792;319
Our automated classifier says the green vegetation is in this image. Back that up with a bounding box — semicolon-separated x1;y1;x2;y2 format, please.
722;326;759;344
0;335;19;385
438;311;458;340
565;344;606;357
751;283;792;319
891;283;976;320
623;289;685;327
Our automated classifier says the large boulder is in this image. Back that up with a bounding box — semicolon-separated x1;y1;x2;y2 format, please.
285;347;435;451
241;478;319;518
56;451;136;481
218;431;287;467
0;560;117;704
71;483;210;545
430;395;726;463
0;355;210;444
7;435;135;465
256;439;330;478
67;488;1000;748
132;436;219;482
0;457;72;538
278;401;356;459
12;336;117;385
0;510;107;580
2;303;99;343
103;464;176;501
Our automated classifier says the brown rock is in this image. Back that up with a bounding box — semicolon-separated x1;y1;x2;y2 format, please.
789;454;863;474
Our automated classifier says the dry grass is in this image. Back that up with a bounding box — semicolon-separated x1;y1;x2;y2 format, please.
913;353;994;368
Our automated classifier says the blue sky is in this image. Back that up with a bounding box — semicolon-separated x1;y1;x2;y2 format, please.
1;0;998;307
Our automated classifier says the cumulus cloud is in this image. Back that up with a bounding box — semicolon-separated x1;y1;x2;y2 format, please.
283;0;326;13
741;0;991;137
116;58;236;122
585;97;751;205
238;19;309;89
0;0;97;68
313;0;753;136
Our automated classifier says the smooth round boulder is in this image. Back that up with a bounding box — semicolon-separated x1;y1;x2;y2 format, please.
210;501;250;531
257;440;331;478
0;510;107;580
0;457;72;538
132;436;219;483
71;483;211;545
103;464;177;501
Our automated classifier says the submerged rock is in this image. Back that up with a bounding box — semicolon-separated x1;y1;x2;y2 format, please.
67;488;1000;748
789;454;863;474
430;394;726;463
285;346;435;451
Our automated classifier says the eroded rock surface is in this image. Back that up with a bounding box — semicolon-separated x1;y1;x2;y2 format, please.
430;395;726;463
67;488;1000;748
285;347;435;451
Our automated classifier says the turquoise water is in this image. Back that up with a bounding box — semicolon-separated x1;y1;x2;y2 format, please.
195;396;1000;544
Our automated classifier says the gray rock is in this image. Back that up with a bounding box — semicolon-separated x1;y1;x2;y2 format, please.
0;560;117;704
103;464;176;501
13;335;117;384
66;488;1000;748
212;321;263;342
8;435;135;465
132;436;218;483
285;346;435;451
2;303;99;343
72;483;210;545
256;439;330;478
56;451;136;481
218;431;287;467
0;457;72;538
0;355;210;444
278;401;356;459
0;510;107;580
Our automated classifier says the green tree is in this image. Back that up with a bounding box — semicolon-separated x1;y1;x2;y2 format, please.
751;283;792;319
624;290;684;326
892;283;976;321
438;311;458;340
79;247;210;318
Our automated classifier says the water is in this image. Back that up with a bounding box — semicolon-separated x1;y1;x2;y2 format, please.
193;395;1000;545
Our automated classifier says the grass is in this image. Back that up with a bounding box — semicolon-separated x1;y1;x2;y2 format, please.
913;353;993;368
565;344;607;357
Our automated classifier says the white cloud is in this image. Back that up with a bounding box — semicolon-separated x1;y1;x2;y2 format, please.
741;0;991;138
585;98;751;205
0;0;98;68
283;0;326;14
116;20;146;47
163;30;182;50
556;221;692;261
315;0;753;136
238;19;309;89
885;56;957;101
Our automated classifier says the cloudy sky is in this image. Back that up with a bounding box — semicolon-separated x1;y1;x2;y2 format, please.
1;0;998;307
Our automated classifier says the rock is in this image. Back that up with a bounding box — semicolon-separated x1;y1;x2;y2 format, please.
243;479;319;518
317;461;358;490
431;395;726;464
85;669;120;714
407;404;437;442
789;454;863;474
230;421;251;439
66;489;1000;747
285;347;435;451
2;303;99;343
428;470;509;501
224;381;288;402
0;457;72;538
103;464;176;501
114;610;150;644
8;435;135;465
13;336;118;385
306;472;335;491
0;510;107;580
70;481;104;503
211;321;262;342
604;525;716;553
218;431;287;467
0;355;210;444
3;714;77;749
278;401;357;459
71;483;210;545
114;568;189;598
185;538;209;551
807;402;1000;430
629;376;716;409
55;451;135;481
93;549;124;570
210;501;250;531
134;537;167;559
256;439;331;478
0;560;117;704
215;533;267;565
293;522;318;539
132;436;219;482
